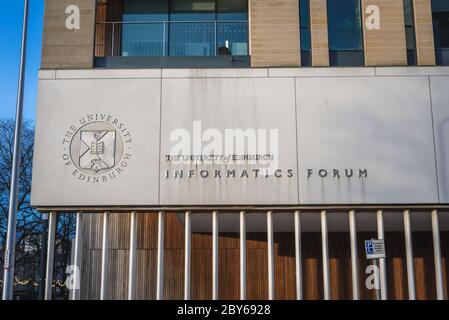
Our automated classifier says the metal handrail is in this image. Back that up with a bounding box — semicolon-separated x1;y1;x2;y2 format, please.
96;20;249;57
97;20;247;24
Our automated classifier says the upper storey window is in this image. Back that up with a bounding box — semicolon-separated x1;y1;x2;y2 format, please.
431;0;449;65
299;0;312;66
326;0;364;66
403;0;417;66
98;0;249;58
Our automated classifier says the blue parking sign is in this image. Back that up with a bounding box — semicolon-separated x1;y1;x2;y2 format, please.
365;240;374;255
365;239;386;259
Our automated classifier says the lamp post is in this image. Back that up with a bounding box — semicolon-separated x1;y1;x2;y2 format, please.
2;0;30;300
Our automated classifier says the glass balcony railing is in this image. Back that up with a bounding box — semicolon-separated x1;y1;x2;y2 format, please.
95;21;249;58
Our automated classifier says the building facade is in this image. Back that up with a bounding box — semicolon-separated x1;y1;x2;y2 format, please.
32;0;449;300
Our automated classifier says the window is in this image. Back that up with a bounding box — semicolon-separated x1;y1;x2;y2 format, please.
431;0;449;65
299;0;311;66
403;0;417;65
119;0;248;57
327;0;364;66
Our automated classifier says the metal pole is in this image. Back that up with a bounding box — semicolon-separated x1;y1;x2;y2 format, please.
212;211;219;300
267;211;275;300
294;211;303;300
100;212;110;300
128;212;137;300
2;0;30;301
38;213;49;300
240;211;246;300
71;212;83;300
214;21;217;56
376;210;387;300
349;210;360;300
162;22;166;56
111;22;115;56
156;211;165;300
321;210;330;300
44;212;56;300
431;210;444;300
403;210;416;300
184;211;191;300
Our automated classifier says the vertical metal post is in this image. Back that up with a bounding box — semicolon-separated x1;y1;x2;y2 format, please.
128;212;138;300
294;211;303;300
100;212;110;300
349;210;360;300
267;211;275;300
184;211;191;300
214;21;218;56
403;210;416;300
376;210;387;300
212;211;219;300
2;0;30;301
321;210;330;300
111;22;115;56
44;212;56;300
71;212;83;300
162;22;166;56
156;211;165;300
431;210;445;300
38;213;49;300
240;211;246;300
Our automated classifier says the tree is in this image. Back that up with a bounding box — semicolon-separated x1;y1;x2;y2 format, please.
0;118;76;299
0;118;42;294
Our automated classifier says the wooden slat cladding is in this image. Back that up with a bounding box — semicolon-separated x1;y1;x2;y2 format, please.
80;212;449;300
249;0;301;67
362;0;408;66
310;0;330;66
95;0;123;57
41;0;96;69
413;0;436;65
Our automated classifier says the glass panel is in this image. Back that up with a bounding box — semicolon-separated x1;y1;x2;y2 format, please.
170;0;215;21
329;50;364;66
300;28;311;51
327;0;363;51
433;13;449;48
122;0;168;21
432;0;449;49
405;26;416;50
119;0;249;57
169;22;215;56
403;0;414;26
122;0;169;56
301;50;311;66
122;23;166;56
171;0;215;12
300;0;310;27
217;0;248;20
300;0;311;52
217;21;248;55
431;0;449;13
217;0;247;12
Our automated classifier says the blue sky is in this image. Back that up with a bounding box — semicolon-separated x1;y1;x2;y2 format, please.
0;0;44;122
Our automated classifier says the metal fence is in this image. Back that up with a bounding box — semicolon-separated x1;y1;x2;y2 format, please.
95;21;249;57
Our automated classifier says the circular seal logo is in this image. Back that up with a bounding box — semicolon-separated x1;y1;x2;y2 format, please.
62;114;133;183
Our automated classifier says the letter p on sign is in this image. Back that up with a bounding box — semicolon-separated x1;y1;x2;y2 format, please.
66;5;80;30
